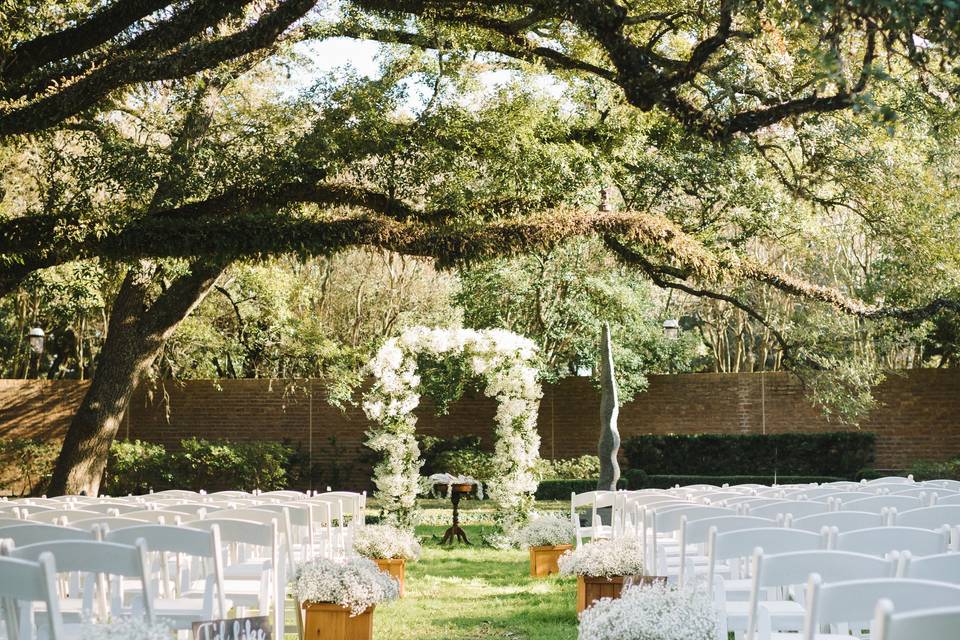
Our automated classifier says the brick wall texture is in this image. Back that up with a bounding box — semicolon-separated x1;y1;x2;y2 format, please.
1;369;958;490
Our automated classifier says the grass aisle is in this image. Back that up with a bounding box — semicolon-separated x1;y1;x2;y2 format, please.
374;525;579;640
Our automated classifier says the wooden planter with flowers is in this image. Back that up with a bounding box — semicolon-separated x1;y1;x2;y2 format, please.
353;524;421;598
373;557;406;596
514;513;577;578
529;544;573;577
575;575;666;613
303;602;375;640
293;556;399;640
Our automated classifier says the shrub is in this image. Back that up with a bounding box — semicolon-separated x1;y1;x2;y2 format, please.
537;455;601;480
418;434;485;476
103;437;302;494
430;448;496;482
535;478;627;500
910;458;960;481
622;432;875;478
104;440;173;495
0;437;58;496
623;470;845;489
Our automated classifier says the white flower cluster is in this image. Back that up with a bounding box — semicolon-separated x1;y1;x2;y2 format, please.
512;513;575;548
353;524;422;561
79;618;171;640
292;556;400;616
578;581;718;640
362;326;542;531
558;538;646;578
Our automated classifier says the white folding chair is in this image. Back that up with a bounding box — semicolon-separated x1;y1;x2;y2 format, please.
0;554;64;640
570;491;617;546
189;518;281;640
708;527;826;639
678;515;774;586
873;601;960;640
804;576;960;640
22;510;101;525
0;523;97;546
840;496;925;515
833;526;949;558
898;551;960;583
68;516;150;531
645;505;734;577
5;540;155;625
745;550;895;640
747;501;830;521
932;493;960;506
789;511;885;533
864;476;913;486
106;524;229;630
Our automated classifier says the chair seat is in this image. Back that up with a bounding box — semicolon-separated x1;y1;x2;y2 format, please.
724;599;805;630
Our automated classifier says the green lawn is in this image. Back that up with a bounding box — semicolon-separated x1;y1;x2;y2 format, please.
373;524;579;640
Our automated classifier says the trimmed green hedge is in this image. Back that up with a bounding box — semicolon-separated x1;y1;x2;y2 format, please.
622;432;875;477
535;478;628;500
623;470;845;489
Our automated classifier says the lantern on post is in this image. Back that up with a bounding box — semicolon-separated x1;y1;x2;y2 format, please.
662;319;680;340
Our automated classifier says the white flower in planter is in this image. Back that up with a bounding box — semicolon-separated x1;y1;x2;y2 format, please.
513;513;575;548
558;538;646;578
353;525;421;561
578;581;718;640
79;618;171;640
293;557;400;616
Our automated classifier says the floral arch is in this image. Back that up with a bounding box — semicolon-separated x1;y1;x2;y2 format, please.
362;326;543;531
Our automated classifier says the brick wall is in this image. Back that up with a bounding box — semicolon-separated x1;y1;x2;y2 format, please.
1;370;958;489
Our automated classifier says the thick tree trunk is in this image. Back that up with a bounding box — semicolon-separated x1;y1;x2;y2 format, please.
47;259;225;495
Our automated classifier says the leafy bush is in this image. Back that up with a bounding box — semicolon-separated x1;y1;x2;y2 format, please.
102;437;303;494
623;470;845;489
622;432;875;478
418;434;485;476
431;448;496;482
535;478;627;500
0;437;58;496
537;455;601;480
104;440;172;495
909;458;960;481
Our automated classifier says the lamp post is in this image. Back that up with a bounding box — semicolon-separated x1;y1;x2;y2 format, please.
27;327;44;378
662;319;679;374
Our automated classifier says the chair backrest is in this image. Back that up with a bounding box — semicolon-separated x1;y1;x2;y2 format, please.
69;516;150;531
821;482;865;491
117;510;179;524
76;503;146;515
6;539;155;623
895;505;960;529
933;493;960;506
835;526;949;557
823;491;878;503
747;500;830;520
0;523;96;546
0;553;64;640
24;509;101;524
796;487;848;500
900;551;960;583
866;476;913;485
789;510;884;533
652;505;734;534
207;491;250;499
804;575;960;640
841;495;925;514
708;527;824;587
920;479;960;491
873;601;960;640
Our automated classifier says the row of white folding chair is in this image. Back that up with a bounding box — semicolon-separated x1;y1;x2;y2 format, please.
0;536;155;633
0;553;64;640
571;491;618;546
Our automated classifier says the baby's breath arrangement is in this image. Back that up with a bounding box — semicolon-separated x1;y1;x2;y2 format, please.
293;557;400;615
578;581;718;640
79;617;171;640
513;513;574;548
558;538;645;577
353;524;422;561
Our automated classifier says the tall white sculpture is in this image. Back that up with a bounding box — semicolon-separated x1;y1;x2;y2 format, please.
597;322;621;490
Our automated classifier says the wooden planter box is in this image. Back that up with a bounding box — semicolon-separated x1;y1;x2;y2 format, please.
303;602;374;640
374;557;407;596
576;575;667;614
529;544;572;577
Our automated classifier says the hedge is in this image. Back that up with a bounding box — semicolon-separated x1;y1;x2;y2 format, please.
622;432;875;478
622;470;846;489
535;478;628;500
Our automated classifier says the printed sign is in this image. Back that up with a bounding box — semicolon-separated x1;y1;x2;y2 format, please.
192;616;271;640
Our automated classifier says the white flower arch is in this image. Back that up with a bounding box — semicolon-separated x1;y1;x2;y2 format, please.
363;326;542;530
